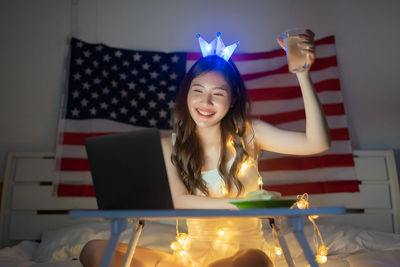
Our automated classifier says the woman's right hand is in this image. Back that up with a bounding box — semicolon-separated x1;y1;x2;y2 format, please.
277;29;316;71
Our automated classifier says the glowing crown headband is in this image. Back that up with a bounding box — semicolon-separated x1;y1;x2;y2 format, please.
196;32;239;61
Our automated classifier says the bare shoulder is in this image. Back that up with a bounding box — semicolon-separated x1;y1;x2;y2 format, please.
161;136;172;149
161;136;173;158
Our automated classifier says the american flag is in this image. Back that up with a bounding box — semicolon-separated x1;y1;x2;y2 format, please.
54;36;357;197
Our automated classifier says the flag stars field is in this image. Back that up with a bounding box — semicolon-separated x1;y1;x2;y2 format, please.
133;52;142;61
171;54;179;63
57;38;217;195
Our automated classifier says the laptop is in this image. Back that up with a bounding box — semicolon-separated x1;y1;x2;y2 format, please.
84;128;174;210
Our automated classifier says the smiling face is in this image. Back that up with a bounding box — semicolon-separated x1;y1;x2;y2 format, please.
187;71;232;129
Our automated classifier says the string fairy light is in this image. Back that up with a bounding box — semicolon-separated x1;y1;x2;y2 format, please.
239;157;257;175
217;228;225;238
171;131;275;263
170;219;191;263
218;155;263;195
226;135;266;192
239;160;250;173
294;193;310;209
291;193;328;264
316;245;328;264
220;184;228;196
227;136;234;147
274;246;283;256
271;226;283;257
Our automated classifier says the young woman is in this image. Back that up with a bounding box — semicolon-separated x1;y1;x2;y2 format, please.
80;29;330;267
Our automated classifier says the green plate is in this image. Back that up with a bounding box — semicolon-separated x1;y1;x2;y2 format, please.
228;199;297;209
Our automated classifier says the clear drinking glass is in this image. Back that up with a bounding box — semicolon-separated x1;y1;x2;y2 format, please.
282;28;308;73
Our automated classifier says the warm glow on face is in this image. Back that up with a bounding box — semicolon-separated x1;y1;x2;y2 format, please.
187;72;232;129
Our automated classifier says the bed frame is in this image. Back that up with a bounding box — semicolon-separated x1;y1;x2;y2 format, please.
0;150;399;248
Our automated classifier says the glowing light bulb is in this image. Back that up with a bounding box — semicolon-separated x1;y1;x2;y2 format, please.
178;251;187;256
241;161;248;170
239;159;252;174
296;199;309;209
171;232;190;253
315;245;328;263
177;233;188;243
220;185;228;196
227;137;234;146
170;241;180;251
295;193;310;210
217;229;225;237
274;246;283;256
318;245;328;256
309;215;319;220
175;233;190;250
316;255;327;264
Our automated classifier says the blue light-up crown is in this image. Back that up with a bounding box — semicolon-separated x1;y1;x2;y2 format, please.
196;32;239;61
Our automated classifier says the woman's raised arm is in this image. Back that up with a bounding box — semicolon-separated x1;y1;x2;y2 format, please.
252;30;330;155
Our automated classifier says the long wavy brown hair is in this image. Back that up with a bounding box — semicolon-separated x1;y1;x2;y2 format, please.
171;55;253;196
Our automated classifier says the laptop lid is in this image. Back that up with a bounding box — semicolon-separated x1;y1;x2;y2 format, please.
84;128;174;210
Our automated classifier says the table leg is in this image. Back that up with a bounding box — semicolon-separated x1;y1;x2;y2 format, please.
100;219;129;267
270;218;296;267
122;220;145;267
287;216;319;267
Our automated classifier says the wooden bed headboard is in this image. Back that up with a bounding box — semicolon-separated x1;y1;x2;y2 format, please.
0;150;399;248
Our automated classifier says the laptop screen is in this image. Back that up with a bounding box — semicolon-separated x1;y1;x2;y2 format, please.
85;128;174;210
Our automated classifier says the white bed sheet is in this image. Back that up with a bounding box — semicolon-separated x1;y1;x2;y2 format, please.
1;221;400;267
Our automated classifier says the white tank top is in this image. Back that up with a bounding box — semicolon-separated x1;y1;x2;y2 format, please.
172;133;260;197
171;134;268;267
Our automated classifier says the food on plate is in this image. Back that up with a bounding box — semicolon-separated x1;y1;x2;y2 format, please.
244;190;282;200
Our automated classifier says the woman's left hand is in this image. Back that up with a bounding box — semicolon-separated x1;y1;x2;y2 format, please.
277;29;316;71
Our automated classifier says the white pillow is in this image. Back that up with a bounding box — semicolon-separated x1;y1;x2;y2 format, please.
319;223;400;254
33;220;180;263
264;223;400;258
0;241;38;266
